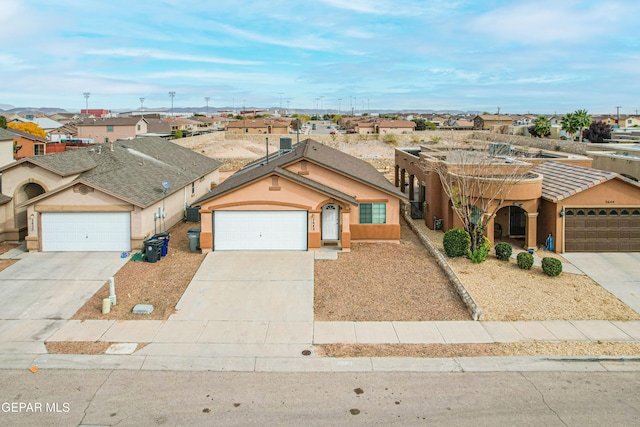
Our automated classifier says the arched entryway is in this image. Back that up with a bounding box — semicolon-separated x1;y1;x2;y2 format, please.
494;205;527;246
14;182;46;240
321;203;340;242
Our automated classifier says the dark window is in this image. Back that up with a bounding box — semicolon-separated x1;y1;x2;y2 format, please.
34;144;45;155
360;203;386;224
576;210;585;216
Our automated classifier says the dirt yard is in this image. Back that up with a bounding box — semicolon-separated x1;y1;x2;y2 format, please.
73;221;205;321
314;218;470;321
0;243;18;272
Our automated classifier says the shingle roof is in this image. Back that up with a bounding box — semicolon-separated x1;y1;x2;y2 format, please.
532;161;618;202
7;149;99;176
0;128;16;140
5;128;48;143
15;137;222;208
195;138;404;205
76;117;145;127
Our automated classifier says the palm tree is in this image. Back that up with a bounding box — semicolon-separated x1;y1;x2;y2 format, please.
532;116;551;138
574;109;592;142
561;113;579;141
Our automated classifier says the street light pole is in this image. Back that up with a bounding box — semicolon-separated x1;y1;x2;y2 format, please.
169;91;176;117
204;97;210;116
83;92;90;114
615;106;622;126
139;97;145;113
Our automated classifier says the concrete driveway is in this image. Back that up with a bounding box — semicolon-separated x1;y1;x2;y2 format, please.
171;251;314;322
0;252;129;320
563;252;640;314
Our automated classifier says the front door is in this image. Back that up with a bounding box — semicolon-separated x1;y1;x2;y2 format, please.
509;206;526;237
322;204;340;240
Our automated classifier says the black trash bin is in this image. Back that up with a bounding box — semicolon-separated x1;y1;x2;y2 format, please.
144;239;163;263
152;232;170;256
187;228;201;252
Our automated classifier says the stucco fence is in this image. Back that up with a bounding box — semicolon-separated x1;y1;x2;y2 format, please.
400;202;483;321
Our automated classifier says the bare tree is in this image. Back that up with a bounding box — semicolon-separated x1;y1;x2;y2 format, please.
422;141;533;255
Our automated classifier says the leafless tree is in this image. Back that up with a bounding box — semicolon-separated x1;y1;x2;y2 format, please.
422;140;533;254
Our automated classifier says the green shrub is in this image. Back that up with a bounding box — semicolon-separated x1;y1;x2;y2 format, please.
495;242;513;261
469;246;488;263
517;252;534;270
482;237;492;252
383;133;398;146
443;228;471;258
541;257;563;276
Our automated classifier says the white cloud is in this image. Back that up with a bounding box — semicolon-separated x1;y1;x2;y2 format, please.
85;48;262;65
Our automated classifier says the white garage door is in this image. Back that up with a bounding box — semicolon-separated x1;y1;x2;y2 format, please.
214;211;307;251
41;212;131;252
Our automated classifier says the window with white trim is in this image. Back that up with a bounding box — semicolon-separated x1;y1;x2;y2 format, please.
360;203;386;224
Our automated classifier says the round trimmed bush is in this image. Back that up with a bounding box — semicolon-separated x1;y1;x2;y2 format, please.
495;242;513;261
517;252;534;270
442;228;471;258
542;257;563;276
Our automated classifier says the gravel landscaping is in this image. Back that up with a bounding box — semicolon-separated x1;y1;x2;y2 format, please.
413;220;640;321
314;218;470;321
73;221;205;321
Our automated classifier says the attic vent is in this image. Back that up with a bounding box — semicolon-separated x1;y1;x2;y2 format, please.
73;184;93;195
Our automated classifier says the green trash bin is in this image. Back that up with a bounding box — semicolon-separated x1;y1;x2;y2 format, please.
187;228;201;252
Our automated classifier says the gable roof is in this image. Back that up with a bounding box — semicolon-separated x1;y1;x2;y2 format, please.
76;117;146;127
5;128;48;143
0;128;16;141
0;148;98;176
13;137;222;208
532;161;626;202
195;138;404;205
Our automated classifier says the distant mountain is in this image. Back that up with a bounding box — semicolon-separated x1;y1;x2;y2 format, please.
0;107;71;115
0;104;15;110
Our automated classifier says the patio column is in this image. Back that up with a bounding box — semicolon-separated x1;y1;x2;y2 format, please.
200;210;213;253
341;211;351;251
408;174;415;201
394;165;400;187
484;214;495;245
525;212;538;250
400;169;406;193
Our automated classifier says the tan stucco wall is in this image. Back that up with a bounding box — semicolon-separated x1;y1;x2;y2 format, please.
590;153;640;181
77;121;148;142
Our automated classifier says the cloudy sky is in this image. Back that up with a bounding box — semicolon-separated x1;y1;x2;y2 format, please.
2;0;638;114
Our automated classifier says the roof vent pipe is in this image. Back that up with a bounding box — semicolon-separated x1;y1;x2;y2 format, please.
109;141;114;152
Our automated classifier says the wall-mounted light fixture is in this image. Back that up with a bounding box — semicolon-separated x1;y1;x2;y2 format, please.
559;208;565;218
29;214;35;231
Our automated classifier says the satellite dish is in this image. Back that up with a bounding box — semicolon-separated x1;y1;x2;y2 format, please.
161;180;170;194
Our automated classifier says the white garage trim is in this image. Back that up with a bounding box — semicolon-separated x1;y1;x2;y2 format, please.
41;212;131;252
214;210;307;251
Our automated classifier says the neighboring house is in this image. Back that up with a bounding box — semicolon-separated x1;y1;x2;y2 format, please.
7;128;48;159
395;144;640;253
163;117;203;135
10;117;64;135
81;109;110;118
621;116;640;128
473;114;513;130
144;118;173;137
48;113;79;121
0;128;15;167
600;116;618;126
226;118;291;134
447;119;474;130
48;123;78;142
193;138;406;252
356;119;416;134
76;117;148;142
0;137;222;251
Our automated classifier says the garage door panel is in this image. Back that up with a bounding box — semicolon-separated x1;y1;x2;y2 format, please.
42;212;131;252
565;207;640;252
214;211;307;251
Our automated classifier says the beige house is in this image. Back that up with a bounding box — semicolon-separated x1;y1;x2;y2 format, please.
76;117;149;143
395;144;640;252
0;128;15;167
193;138;406;252
355;119;416;134
473;114;513;130
0;137;221;251
226;118;291;134
621;116;640;128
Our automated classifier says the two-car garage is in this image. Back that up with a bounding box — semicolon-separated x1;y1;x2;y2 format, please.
41;212;131;252
213;211;307;251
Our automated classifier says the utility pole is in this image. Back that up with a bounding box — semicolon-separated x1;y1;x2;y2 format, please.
204;97;210;116
169;91;176;117
497;106;501;125
139;97;145;113
83;92;90;114
615;106;622;125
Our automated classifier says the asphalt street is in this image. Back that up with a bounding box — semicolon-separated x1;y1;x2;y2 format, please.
1;370;639;426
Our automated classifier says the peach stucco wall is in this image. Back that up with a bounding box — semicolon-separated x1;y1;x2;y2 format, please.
198;161;403;251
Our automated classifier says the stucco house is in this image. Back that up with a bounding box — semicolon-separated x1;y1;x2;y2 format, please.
226;118;291;134
193;138;405;252
76;117;149;143
8;128;49;159
0;137;221;251
355;119;416;134
395;143;640;253
0;128;15;167
473;114;513;130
